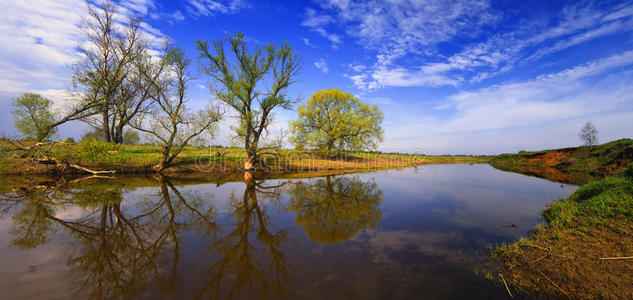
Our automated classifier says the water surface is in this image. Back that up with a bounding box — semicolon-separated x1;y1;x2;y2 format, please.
0;164;577;299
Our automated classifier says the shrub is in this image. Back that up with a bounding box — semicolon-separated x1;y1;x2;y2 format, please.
71;138;126;166
64;137;75;144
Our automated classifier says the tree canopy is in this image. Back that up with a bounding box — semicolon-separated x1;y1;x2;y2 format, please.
290;89;384;151
196;32;301;170
11;93;58;141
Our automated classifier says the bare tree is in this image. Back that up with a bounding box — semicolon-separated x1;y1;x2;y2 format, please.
196;32;301;171
73;0;158;143
131;47;222;172
579;120;599;146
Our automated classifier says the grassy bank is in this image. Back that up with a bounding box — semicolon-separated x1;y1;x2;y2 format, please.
0;140;490;176
489;138;633;184
493;164;633;299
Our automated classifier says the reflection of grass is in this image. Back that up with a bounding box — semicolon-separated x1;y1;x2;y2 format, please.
493;164;633;299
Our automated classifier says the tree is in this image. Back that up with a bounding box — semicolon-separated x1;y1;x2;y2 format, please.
123;130;140;145
289;88;384;151
11;93;58;141
579;121;598;146
132;47;222;172
73;0;161;143
81;129;104;141
196;32;301;171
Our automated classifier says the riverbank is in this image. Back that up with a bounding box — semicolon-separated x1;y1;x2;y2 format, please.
493;164;633;299
0;140;490;176
489;138;633;184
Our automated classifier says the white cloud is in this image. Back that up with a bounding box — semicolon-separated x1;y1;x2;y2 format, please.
347;63;365;72
301;8;341;47
314;58;329;73
302;38;316;48
185;0;249;17
326;1;633;90
0;0;167;94
437;51;633;133
375;51;633;153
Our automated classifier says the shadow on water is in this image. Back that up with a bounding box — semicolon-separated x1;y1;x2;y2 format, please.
0;166;565;299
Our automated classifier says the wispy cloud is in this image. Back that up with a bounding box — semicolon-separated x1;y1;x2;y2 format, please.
314;58;329;73
322;1;633;90
0;0;167;93
302;38;316;48
375;50;633;153
301;8;341;48
185;0;249;17
438;50;633;133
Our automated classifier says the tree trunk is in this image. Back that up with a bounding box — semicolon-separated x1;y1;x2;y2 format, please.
153;152;169;172
102;109;111;142
244;150;257;171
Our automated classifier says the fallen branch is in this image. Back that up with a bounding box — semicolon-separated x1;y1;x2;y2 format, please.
499;273;513;298
530;254;550;264
599;256;633;260
536;270;569;299
67;163;116;175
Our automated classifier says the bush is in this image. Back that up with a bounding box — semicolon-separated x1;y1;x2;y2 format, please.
71;138;126;166
123;130;140;145
64;137;75;143
79;138;126;165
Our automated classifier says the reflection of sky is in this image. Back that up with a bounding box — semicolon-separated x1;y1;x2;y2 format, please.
0;165;578;299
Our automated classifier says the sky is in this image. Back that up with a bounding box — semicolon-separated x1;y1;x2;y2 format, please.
1;0;633;155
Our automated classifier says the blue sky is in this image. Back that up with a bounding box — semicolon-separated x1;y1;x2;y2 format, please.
1;0;632;154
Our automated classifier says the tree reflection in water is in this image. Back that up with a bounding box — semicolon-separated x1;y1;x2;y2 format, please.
0;176;217;299
286;175;383;244
0;173;385;299
197;173;292;300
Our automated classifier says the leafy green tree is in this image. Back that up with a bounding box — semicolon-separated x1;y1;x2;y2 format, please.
290;88;384;151
123;130;140;145
286;176;383;244
80;129;104;141
11;93;58;141
197;32;301;170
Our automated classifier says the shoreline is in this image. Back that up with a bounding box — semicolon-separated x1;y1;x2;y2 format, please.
492;164;633;299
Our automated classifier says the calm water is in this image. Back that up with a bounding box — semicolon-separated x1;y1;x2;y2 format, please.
0;164;577;299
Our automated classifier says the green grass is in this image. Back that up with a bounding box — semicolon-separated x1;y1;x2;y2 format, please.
543;165;633;228
0;140;491;175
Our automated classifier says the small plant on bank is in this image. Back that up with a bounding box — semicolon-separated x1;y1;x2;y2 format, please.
56;138;127;167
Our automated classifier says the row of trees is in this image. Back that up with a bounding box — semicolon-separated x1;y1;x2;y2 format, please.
10;1;385;172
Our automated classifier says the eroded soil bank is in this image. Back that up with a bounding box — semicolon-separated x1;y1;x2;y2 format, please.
489;138;633;184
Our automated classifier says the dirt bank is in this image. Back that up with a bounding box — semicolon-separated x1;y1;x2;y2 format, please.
489;139;633;184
